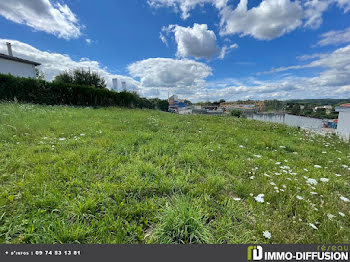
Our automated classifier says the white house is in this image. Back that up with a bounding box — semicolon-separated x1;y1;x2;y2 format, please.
0;42;40;78
335;103;350;140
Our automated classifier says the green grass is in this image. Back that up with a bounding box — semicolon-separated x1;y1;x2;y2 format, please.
0;102;349;244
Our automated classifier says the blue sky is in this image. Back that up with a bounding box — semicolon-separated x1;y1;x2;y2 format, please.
1;0;350;101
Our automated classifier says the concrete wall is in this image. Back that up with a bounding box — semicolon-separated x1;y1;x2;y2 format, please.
337;111;350;140
0;58;36;78
178;108;193;115
247;113;324;131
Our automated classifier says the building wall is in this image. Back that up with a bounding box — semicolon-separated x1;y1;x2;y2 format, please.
337;111;350;140
247;113;324;131
0;58;36;78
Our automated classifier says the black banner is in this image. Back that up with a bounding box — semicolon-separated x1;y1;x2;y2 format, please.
0;244;349;262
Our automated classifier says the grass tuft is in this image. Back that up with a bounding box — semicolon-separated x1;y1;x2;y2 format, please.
149;196;212;244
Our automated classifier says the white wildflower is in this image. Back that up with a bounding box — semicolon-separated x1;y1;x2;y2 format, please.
58;138;66;141
233;198;241;201
254;194;265;203
309;223;318;230
320;178;329;183
339;212;345;217
340;196;350;202
296;195;303;200
306;178;318;185
263;231;271;239
327;214;335;220
314;165;322;168
280;166;290;170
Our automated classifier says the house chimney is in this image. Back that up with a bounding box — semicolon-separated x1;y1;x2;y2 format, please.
6;42;13;57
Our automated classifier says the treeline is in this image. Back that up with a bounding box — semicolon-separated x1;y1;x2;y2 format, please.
286;103;339;119
0;74;169;111
286;98;350;105
264;99;342;119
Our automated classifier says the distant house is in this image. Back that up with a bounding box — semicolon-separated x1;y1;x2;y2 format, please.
168;94;187;113
335;103;350;140
314;105;333;114
220;101;265;112
0;42;40;78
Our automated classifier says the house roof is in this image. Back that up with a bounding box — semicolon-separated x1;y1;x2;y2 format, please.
339;103;350;108
335;103;350;112
0;53;41;66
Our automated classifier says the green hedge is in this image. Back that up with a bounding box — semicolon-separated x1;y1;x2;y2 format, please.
0;74;168;110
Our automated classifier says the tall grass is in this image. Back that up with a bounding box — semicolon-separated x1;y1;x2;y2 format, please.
0;102;349;244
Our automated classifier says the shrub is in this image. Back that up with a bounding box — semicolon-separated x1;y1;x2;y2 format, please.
230;109;243;118
0;74;168;110
53;69;107;89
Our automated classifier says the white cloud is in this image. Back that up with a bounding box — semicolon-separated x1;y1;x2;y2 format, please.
219;43;238;59
1;39;349;102
303;0;330;29
219;0;303;40
0;39;139;92
147;0;228;19
202;73;350;102
159;32;168;46
0;39;213;100
0;0;82;39
317;26;350;46
260;44;350;97
128;58;212;96
303;0;350;29
163;24;220;59
150;0;350;41
267;44;350;73
335;0;350;12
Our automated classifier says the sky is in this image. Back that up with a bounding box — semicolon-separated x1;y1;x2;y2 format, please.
0;0;350;102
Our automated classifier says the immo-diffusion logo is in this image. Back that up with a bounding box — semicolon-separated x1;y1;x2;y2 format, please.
247;246;263;261
247;245;349;261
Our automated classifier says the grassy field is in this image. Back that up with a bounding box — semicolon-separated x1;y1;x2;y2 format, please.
0;102;349;244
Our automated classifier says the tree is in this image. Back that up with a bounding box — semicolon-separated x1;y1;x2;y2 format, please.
264;100;283;111
291;104;301;115
53;68;107;89
35;68;45;80
230;109;243;118
184;99;192;106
